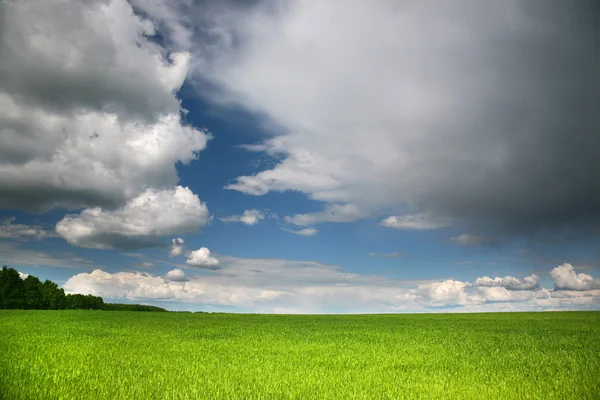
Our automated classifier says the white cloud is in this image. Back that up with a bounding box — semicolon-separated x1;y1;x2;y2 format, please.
282;227;318;237
18;272;29;279
64;269;177;300
475;286;535;303
380;214;451;230
186;247;219;268
170;238;185;257
550;263;600;291
474;274;540;290
220;209;264;226
0;217;56;240
139;262;155;269
56;186;209;249
450;234;492;246
0;0;210;213
414;280;473;306
412;268;598;308
165;268;187;282
224;145;344;198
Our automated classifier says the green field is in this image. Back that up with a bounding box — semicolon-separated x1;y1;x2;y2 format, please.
1;311;599;399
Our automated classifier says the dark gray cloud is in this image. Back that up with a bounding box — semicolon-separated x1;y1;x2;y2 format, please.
0;0;181;121
401;1;600;233
187;0;600;237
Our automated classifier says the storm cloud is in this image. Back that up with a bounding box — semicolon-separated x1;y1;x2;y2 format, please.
188;0;600;235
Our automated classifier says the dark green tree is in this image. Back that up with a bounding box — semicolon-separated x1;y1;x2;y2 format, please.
22;275;44;309
0;266;24;309
103;303;167;312
65;293;82;309
41;280;66;310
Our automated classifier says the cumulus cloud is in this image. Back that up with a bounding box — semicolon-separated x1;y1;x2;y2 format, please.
474;286;537;303
188;0;600;235
380;214;451;230
0;217;56;240
282;227;318;237
220;209;265;226
18;272;29;280
56;186;209;249
0;0;210;213
550;263;600;291
450;234;492;246
474;274;540;290
165;268;187;282
412;267;598;308
170;238;185;257
64;269;177;300
414;280;473;307
414;272;594;308
186;247;219;268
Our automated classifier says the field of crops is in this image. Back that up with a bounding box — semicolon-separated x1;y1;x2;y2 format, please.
1;311;599;399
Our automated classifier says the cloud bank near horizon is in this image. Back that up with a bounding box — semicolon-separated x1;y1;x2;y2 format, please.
63;261;599;313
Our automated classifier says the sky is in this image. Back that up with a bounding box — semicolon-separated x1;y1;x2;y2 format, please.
1;0;599;313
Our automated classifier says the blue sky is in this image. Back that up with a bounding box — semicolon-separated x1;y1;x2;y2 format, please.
1;0;599;313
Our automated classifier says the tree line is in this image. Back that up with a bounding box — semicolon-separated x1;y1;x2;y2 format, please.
0;266;166;312
102;303;167;312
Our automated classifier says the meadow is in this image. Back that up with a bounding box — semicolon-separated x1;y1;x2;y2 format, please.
1;311;599;399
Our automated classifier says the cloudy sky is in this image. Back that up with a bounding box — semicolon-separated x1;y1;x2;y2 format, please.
1;0;599;313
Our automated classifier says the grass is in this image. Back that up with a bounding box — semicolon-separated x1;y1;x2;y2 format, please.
1;311;599;399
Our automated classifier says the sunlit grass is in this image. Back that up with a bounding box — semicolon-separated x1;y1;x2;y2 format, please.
1;311;599;399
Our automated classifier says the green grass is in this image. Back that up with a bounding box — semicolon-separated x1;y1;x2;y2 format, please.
1;311;599;399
